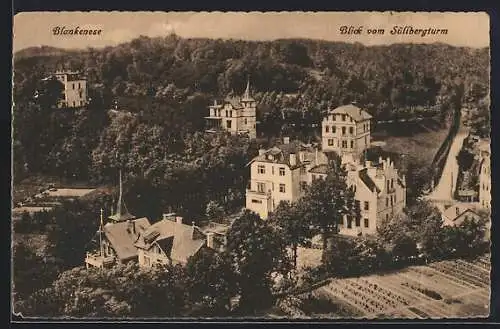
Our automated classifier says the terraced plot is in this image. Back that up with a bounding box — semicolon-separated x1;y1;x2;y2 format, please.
302;255;490;318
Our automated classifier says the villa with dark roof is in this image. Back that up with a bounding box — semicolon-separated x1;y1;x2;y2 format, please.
205;79;257;139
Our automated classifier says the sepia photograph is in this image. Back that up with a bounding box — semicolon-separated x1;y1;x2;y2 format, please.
11;11;491;320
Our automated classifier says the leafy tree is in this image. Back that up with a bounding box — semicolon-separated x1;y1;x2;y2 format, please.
269;201;308;269
224;210;290;312
298;165;359;259
205;200;225;222
185;248;236;316
12;242;60;302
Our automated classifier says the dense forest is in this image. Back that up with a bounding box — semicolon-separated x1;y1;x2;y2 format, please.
13;36;490;219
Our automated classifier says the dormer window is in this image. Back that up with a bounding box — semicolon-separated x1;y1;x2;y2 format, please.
268;155;274;161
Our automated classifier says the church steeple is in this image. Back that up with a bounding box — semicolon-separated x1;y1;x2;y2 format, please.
108;169;136;223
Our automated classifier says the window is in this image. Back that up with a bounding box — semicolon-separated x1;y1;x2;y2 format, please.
364;201;369;211
364;218;369;228
355;217;361;227
386;214;389;221
244;118;247;125
72;83;75;90
328;139;334;146
229;110;233;117
350;140;354;149
279;167;285;176
349;127;354;135
391;179;394;189
332;115;336;121
347;217;352;228
144;255;150;267
390;195;393;206
342;127;346;135
271;166;275;175
72;101;76;107
225;110;228;117
342;141;348;148
257;165;265;174
342;114;346;121
251;199;262;204
257;182;265;193
387;180;390;191
78;82;81;89
79;91;83;98
325;126;330;133
226;120;232;128
386;197;389;207
279;184;286;193
332;126;336;133
394;195;396;203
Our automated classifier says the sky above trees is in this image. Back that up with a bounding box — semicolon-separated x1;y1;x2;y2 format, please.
13;11;490;52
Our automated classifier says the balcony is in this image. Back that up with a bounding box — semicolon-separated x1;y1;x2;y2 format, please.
85;252;115;269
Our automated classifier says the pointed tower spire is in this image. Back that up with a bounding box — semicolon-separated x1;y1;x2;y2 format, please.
108;169;136;223
242;75;254;102
117;169;123;216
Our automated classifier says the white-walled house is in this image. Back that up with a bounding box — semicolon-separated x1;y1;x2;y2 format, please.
245;138;329;219
245;137;407;236
205;79;257;139
322;104;372;161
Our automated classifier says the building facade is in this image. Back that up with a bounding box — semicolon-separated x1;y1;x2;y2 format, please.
205;80;257;139
245;139;329;219
53;70;88;108
245;137;406;236
442;203;482;227
322;104;372;160
478;139;491;210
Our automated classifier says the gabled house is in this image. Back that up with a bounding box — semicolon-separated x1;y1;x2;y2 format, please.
322;104;372;160
134;213;208;267
245;138;329;219
205;78;257;139
442;203;482;227
85;171;151;269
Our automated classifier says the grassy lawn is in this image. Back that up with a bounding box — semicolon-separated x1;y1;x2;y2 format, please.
372;118;450;168
12;175;100;205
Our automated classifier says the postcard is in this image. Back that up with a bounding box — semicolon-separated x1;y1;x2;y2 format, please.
12;11;491;320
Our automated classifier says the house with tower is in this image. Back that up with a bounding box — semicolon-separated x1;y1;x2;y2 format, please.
205;78;257;139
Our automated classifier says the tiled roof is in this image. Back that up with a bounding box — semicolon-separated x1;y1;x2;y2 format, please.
309;164;330;174
442;203;479;222
104;217;151;261
224;96;243;109
135;219;206;264
248;141;319;169
329;104;372;122
358;168;381;193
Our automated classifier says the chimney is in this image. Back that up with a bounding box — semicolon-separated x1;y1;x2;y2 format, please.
177;216;183;224
283;137;290;145
206;232;214;249
127;220;136;235
258;149;266;156
289;153;297;167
